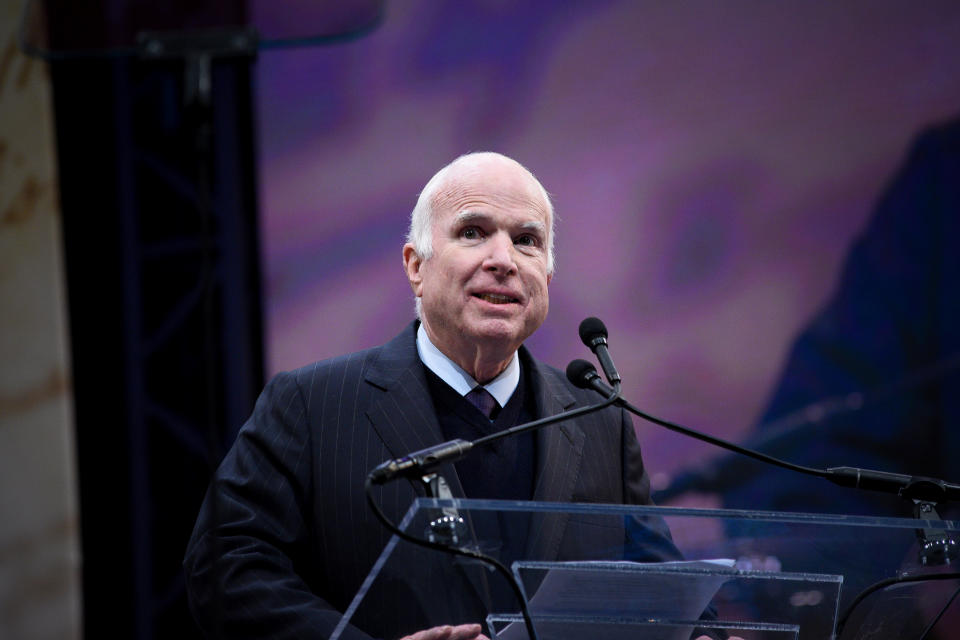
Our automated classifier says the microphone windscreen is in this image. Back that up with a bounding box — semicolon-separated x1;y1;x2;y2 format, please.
566;359;598;389
578;317;608;346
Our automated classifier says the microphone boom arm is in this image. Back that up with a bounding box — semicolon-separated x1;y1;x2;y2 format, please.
571;367;960;504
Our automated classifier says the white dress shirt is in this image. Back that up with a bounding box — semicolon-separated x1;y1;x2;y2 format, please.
415;323;519;408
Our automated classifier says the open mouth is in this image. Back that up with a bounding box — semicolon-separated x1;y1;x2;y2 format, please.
473;293;519;305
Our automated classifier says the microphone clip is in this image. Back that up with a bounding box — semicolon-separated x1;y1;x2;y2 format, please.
912;500;959;567
422;473;467;545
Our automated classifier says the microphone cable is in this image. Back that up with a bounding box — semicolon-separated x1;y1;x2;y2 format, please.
566;358;829;483
363;474;541;640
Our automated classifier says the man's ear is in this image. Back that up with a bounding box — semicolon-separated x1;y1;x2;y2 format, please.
402;244;424;296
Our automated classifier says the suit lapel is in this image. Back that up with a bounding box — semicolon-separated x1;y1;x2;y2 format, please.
362;323;500;608
362;322;467;498
523;352;585;561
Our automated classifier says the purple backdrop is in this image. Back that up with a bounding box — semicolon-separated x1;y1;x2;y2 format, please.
253;1;960;491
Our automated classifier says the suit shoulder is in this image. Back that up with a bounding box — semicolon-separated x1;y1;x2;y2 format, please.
273;344;384;389
272;323;418;389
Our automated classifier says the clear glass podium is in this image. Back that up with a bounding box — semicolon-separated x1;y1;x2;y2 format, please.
331;499;960;640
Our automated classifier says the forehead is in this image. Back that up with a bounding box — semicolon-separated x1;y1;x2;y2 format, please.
430;158;551;227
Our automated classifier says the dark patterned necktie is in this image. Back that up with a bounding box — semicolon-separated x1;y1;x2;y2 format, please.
465;386;499;420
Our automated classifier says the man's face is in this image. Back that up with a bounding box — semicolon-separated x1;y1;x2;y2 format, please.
404;157;552;370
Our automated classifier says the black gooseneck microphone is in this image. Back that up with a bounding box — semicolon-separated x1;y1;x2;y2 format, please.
579;317;621;387
566;358;618;397
565;351;960;507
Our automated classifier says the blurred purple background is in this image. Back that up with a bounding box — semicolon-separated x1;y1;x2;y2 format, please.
253;1;960;488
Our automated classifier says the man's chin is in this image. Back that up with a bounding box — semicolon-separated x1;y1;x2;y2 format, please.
465;318;533;349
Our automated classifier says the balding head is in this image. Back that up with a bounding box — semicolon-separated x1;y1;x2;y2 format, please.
407;152;555;275
402;152;554;382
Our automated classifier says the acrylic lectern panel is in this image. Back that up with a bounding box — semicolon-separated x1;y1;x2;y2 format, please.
330;499;959;640
485;614;799;640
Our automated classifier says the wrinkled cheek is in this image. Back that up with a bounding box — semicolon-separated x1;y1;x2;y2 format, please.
528;296;549;329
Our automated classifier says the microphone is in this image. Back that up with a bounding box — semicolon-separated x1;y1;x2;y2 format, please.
369;439;473;484
579;317;621;387
566;359;618;398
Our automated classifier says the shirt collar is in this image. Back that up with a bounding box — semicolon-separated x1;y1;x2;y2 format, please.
416;323;520;408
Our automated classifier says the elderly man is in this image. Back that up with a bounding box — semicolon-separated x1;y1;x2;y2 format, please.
184;153;690;640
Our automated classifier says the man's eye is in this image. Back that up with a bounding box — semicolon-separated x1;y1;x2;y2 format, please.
461;227;482;240
515;234;538;247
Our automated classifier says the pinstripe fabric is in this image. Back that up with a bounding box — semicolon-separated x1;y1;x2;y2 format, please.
184;322;676;639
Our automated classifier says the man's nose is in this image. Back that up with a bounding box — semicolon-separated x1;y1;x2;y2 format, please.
482;232;518;275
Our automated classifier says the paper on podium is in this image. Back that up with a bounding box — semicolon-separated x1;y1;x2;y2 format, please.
494;559;736;640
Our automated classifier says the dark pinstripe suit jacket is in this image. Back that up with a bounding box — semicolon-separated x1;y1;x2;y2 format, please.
184;322;677;639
